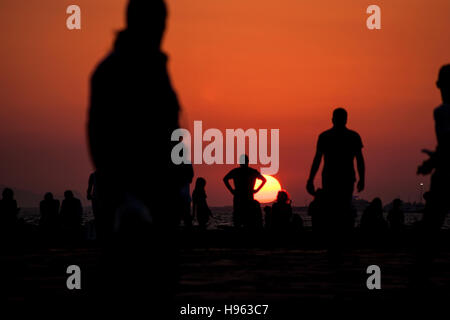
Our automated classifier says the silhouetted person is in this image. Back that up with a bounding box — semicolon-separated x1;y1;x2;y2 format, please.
291;214;304;233
307;108;365;261
249;199;264;230
0;188;19;230
308;188;326;234
87;0;183;312
224;154;266;228
177;138;194;229
39;192;60;233
60;190;82;232
418;65;450;230
87;171;104;239
264;206;272;229
387;198;404;232
88;0;181;234
415;64;450;286
360;197;387;234
192;177;211;230
271;190;293;231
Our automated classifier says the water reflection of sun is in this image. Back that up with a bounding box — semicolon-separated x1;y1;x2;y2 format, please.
254;174;282;203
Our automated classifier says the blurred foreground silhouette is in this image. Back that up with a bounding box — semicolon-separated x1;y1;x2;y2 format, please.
87;0;183;313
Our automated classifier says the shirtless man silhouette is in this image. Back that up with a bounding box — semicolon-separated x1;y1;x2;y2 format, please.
224;154;266;228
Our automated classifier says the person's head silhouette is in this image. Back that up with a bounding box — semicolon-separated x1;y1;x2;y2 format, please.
44;192;54;201
126;0;167;47
393;198;402;209
332;108;348;129
276;190;291;204
437;64;450;103
239;154;250;167
195;177;206;190
2;188;14;201
64;190;74;199
371;197;382;212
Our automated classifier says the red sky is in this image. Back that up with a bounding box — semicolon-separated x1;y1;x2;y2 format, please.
0;0;449;206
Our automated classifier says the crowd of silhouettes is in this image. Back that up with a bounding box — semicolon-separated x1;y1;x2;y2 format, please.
0;182;412;238
0;187;83;241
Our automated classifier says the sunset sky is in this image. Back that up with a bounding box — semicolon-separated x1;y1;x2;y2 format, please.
0;0;449;206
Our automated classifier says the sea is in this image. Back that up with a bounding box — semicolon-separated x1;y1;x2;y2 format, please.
18;206;450;230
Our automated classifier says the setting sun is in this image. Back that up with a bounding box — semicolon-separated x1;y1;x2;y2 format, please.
254;174;282;204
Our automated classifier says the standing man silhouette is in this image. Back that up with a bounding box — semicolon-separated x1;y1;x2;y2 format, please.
418;65;450;230
416;65;450;284
224;154;266;228
307;108;365;259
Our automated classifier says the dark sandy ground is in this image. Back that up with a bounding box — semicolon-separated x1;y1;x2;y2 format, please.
1;230;450;315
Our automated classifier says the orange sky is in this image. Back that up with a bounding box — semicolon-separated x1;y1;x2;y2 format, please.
0;0;449;206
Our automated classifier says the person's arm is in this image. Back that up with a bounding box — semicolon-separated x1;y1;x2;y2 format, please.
188;164;194;184
78;200;83;224
87;174;93;200
253;173;267;194
209;206;213;218
223;172;235;195
192;193;197;219
39;202;44;223
307;144;323;195
356;149;365;192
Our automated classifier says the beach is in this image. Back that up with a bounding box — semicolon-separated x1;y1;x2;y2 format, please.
2;228;450;315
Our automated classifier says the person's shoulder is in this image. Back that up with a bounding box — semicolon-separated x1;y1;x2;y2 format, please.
346;128;363;143
91;52;118;82
249;167;261;175
434;104;449;116
227;167;239;176
230;167;240;173
346;128;361;137
319;128;334;138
